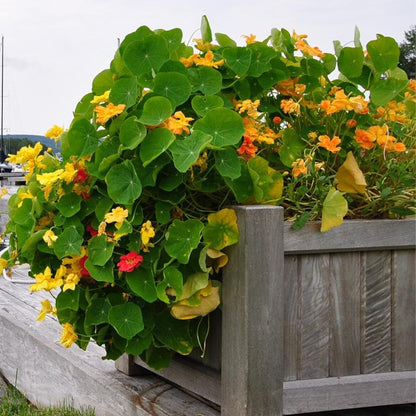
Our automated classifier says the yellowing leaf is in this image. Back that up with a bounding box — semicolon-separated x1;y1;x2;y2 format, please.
206;248;228;273
171;283;220;320
336;151;367;194
321;187;348;232
202;208;239;250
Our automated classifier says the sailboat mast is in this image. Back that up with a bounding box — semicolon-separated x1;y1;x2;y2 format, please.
1;36;4;162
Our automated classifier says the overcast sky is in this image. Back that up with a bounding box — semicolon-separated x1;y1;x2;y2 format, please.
0;0;414;136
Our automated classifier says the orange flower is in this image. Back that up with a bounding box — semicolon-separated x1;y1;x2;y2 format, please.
180;54;199;68
346;119;357;129
280;98;300;115
318;135;341;153
354;129;376;150
160;111;194;135
94;102;126;124
242;34;257;45
291;158;308;178
295;39;325;58
275;78;305;97
237;136;258;160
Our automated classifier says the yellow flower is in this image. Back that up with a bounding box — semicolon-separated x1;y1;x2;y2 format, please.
98;221;107;236
36;169;64;187
105;207;129;224
0;258;8;274
45;125;64;142
180;54;199;68
60;163;77;184
0;187;7;199
194;50;224;68
63;273;81;292
60;323;78;348
43;229;58;248
90;89;111;104
30;267;60;292
7;142;45;179
94;102;126;124
234;99;261;118
193;38;214;51
140;220;155;252
295;39;325;58
36;299;55;322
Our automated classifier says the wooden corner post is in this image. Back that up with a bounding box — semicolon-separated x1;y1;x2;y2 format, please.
221;206;284;416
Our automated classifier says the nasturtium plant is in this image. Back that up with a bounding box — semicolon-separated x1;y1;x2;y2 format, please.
2;16;414;370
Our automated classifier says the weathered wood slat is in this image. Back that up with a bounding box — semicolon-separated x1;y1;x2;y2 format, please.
392;249;416;371
299;254;330;379
283;255;299;381
329;252;361;376
283;371;416;415
284;219;416;254
363;251;392;373
221;206;284;416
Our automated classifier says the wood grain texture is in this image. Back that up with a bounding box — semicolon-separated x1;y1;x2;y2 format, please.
299;254;330;380
283;371;416;415
283;255;300;381
329;252;361;376
284;219;416;254
392;249;416;371
363;251;392;374
221;206;285;416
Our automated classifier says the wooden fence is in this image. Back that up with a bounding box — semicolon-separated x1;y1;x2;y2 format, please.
116;206;416;415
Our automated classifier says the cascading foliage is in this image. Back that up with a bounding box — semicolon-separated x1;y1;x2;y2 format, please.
2;16;414;369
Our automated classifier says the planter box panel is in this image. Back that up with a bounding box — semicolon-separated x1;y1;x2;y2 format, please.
116;213;416;415
392;249;416;371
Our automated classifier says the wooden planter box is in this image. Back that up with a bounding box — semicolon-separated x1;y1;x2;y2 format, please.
116;206;416;415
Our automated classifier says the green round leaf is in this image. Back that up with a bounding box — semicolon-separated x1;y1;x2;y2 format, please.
140;127;175;167
88;235;115;266
119;117;147;150
106;160;142;204
338;47;364;79
170;130;212;172
224;160;254;203
53;226;83;259
193;107;244;147
367;36;400;73
191;95;224;117
84;258;115;283
279;128;306;167
321;187;348;232
56;287;80;311
85;298;112;325
214;147;241;179
215;33;237;48
126;268;157;303
202;208;239;250
165;219;204;264
370;68;409;106
108;303;144;340
153;311;193;355
222;47;252;77
68;118;99;157
138;96;173;126
188;66;223;95
56;193;82;218
153;72;192;108
123;35;169;76
109;77;139;109
301;58;324;77
155;201;172;225
92;69;114;95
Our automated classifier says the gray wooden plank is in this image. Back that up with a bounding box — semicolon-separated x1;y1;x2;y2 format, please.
363;251;392;374
299;254;330;379
283;371;416;415
392;249;416;371
284;219;416;254
283;255;300;381
221;206;285;416
329;252;361;376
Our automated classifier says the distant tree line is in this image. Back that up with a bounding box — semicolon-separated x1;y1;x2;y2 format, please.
2;137;48;157
399;26;416;79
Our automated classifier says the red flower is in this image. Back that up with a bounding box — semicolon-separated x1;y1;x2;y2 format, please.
273;116;282;124
86;224;98;237
74;168;89;183
237;136;258;160
117;251;143;272
80;256;90;277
